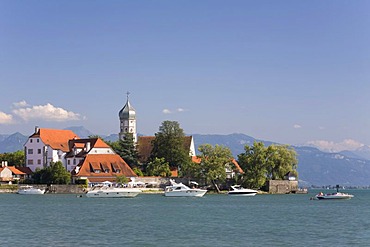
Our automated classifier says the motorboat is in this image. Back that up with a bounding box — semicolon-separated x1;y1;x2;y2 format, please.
86;185;141;198
164;180;207;197
315;191;354;200
228;185;258;196
314;185;354;200
17;185;45;195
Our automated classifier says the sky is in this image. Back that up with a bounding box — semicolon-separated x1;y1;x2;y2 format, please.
1;0;370;151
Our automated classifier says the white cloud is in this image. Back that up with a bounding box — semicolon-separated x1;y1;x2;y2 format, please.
293;124;302;129
12;100;29;108
0;111;13;124
163;108;187;114
306;139;364;152
12;103;82;122
162;109;171;114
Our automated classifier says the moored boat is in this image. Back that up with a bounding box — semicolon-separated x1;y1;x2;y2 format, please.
17;185;45;195
315;191;354;200
86;185;141;198
228;185;258;196
314;185;354;200
164;180;207;197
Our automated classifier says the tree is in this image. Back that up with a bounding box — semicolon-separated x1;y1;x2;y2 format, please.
265;144;298;180
109;132;139;168
115;175;129;184
150;121;191;170
33;161;71;184
237;141;298;189
146;157;171;177
197;144;233;192
0;150;25;166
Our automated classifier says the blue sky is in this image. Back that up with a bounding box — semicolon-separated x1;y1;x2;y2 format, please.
1;1;369;151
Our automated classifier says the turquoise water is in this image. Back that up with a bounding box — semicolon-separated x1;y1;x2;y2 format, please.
1;190;369;247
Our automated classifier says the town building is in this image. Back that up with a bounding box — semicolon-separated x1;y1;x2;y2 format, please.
119;92;137;143
67;137;137;183
23;127;137;183
24;127;79;172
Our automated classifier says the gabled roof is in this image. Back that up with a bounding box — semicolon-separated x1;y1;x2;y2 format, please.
72;154;137;179
7;166;26;175
15;167;33;175
65;138;112;158
30;128;79;152
137;136;193;163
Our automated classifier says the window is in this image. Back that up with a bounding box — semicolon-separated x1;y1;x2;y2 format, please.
28;149;33;154
38;149;41;154
73;159;76;165
30;139;33;143
37;159;41;165
37;139;39;143
27;160;33;165
94;169;101;173
67;160;70;165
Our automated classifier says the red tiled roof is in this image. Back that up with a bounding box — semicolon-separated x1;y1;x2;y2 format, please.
73;154;137;179
31;128;79;152
7;166;26;175
137;136;193;163
15;167;33;175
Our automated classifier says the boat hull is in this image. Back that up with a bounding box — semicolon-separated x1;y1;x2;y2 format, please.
228;191;257;196
17;189;45;195
316;195;353;200
315;192;354;200
165;190;207;197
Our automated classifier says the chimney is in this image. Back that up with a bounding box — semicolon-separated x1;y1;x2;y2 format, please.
35;126;40;134
4;161;7;167
86;142;91;152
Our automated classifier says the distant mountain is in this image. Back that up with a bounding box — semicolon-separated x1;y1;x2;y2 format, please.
0;132;28;153
193;134;370;187
351;145;370;160
192;133;275;157
64;126;95;138
2;129;370;186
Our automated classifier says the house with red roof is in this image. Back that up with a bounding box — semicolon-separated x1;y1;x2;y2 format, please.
0;161;32;183
24;126;79;172
66;138;137;183
24;127;137;183
137;135;196;177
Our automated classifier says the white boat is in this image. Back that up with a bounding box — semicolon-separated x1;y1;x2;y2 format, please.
86;185;141;198
228;185;258;196
315;191;354;200
17;185;45;195
164;180;207;197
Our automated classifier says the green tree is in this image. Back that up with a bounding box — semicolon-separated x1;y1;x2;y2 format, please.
33;161;71;184
115;175;129;184
150;121;191;170
146;157;171;177
0;150;25;166
197;144;233;192
237;141;298;189
265;144;298;180
237;142;269;189
109;132;139;168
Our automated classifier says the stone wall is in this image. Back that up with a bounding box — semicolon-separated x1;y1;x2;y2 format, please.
267;180;298;194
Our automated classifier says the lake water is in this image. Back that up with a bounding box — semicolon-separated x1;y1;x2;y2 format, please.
1;190;369;247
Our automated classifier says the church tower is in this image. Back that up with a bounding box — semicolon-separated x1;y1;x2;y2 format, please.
119;92;137;143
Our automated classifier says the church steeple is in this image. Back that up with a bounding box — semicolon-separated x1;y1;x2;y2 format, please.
119;92;137;142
